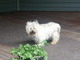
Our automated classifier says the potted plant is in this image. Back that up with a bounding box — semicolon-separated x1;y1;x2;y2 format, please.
11;44;48;60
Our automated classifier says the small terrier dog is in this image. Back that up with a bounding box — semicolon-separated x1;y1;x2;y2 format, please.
26;20;61;46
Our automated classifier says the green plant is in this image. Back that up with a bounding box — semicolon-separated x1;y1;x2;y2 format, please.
41;41;49;45
11;44;48;60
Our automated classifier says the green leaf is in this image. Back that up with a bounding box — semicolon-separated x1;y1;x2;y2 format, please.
41;41;49;45
11;58;19;60
10;44;48;60
30;58;36;60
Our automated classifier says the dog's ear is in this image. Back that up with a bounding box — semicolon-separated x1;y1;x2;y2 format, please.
35;20;38;22
26;21;31;25
34;20;39;23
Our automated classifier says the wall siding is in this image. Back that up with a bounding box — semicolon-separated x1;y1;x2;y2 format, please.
19;0;80;11
0;0;80;12
0;0;16;12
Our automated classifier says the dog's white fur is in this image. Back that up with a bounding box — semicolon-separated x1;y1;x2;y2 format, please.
26;20;61;46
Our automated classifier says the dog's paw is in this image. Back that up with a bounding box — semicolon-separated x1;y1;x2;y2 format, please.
51;40;58;45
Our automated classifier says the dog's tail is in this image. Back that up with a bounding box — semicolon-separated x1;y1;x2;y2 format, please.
57;24;61;34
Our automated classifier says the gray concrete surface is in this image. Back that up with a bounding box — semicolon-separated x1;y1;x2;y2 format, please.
0;12;80;60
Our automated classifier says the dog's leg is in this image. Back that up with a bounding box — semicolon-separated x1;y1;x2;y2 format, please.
37;43;45;46
51;32;60;45
35;40;45;46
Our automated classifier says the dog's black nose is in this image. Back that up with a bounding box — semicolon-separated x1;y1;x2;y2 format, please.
30;31;35;35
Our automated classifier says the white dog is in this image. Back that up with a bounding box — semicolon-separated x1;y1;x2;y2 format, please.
26;20;61;46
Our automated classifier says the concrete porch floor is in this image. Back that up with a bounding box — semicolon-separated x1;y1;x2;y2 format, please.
0;12;80;60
